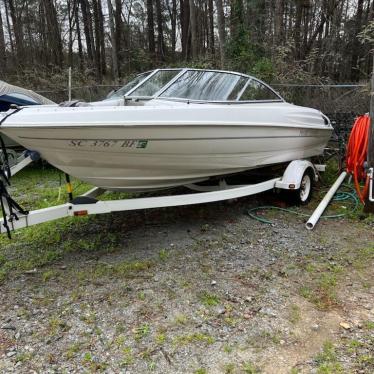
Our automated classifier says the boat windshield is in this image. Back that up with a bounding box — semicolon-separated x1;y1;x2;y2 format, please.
107;72;152;99
106;69;282;102
130;70;181;97
159;70;246;101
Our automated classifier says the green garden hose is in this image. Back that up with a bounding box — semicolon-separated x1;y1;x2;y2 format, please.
248;186;359;225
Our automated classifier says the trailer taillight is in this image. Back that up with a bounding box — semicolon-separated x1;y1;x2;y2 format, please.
74;210;88;216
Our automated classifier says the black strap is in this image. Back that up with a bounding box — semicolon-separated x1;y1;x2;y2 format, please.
0;107;22;126
0;135;11;183
0;178;29;239
0;107;28;238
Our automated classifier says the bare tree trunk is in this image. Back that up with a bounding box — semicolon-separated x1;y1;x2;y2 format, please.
8;0;24;61
0;4;6;73
351;0;364;81
67;0;74;67
208;0;214;56
146;0;155;59
42;0;64;67
215;0;225;67
3;0;13;54
114;0;124;72
294;0;303;60
167;0;177;56
155;0;165;60
189;0;198;59
180;0;190;59
106;0;119;82
274;0;284;45
75;1;84;71
79;0;95;64
98;0;106;76
92;0;103;80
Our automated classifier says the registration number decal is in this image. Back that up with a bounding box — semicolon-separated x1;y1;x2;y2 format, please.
69;139;149;149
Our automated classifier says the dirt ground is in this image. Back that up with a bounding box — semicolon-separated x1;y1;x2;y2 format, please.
0;186;373;373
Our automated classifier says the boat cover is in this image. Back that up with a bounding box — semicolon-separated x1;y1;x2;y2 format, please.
0;80;54;111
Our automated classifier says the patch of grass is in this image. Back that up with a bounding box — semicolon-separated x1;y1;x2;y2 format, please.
155;333;166;345
15;352;34;363
364;320;374;330
352;247;374;270
121;346;134;367
174;313;188;325
224;317;239;327
159;249;170;261
357;354;374;365
48;316;69;335
242;361;261;373
138;291;146;301
73;259;154;284
247;329;283;349
223;344;234;353
299;261;341;310
315;341;343;374
195;369;208;374
113;335;126;348
133;323;150;341
0;167;129;283
288;304;301;324
80;311;97;325
148;361;157;371
80;350;108;371
82;352;93;363
348;339;364;352
65;342;82;359
199;292;220;307
42;269;58;282
173;332;215;347
224;363;235;374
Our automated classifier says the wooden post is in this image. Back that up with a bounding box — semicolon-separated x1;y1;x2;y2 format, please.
364;52;374;213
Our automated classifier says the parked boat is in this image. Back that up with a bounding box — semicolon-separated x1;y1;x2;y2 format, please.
0;69;333;191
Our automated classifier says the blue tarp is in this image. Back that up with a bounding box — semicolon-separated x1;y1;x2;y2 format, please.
0;94;39;111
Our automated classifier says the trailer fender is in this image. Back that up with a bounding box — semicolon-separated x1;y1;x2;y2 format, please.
275;160;317;190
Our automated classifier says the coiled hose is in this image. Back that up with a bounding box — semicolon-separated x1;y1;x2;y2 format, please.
346;115;371;203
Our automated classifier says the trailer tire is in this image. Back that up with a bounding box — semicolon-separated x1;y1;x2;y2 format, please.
290;169;314;205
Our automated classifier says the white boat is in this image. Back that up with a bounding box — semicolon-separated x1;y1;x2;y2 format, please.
0;68;333;191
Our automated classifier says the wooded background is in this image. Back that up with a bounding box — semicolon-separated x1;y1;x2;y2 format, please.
0;0;373;90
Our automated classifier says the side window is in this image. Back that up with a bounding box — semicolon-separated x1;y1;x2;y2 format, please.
239;79;280;101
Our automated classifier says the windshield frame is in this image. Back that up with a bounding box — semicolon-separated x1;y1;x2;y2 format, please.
115;68;284;103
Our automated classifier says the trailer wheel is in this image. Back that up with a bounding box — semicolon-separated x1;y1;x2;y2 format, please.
292;169;313;205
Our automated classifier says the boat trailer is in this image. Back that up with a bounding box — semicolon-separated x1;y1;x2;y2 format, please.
1;158;327;237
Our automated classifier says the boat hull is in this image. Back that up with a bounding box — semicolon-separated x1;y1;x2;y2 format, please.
0;103;333;191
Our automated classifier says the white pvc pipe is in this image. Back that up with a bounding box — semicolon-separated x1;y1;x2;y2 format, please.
306;171;347;230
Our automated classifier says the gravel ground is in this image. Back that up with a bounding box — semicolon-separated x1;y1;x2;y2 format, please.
0;187;373;374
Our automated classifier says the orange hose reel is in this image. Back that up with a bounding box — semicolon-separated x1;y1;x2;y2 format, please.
346;115;371;203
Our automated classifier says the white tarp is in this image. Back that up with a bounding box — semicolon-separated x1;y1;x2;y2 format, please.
0;80;54;105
